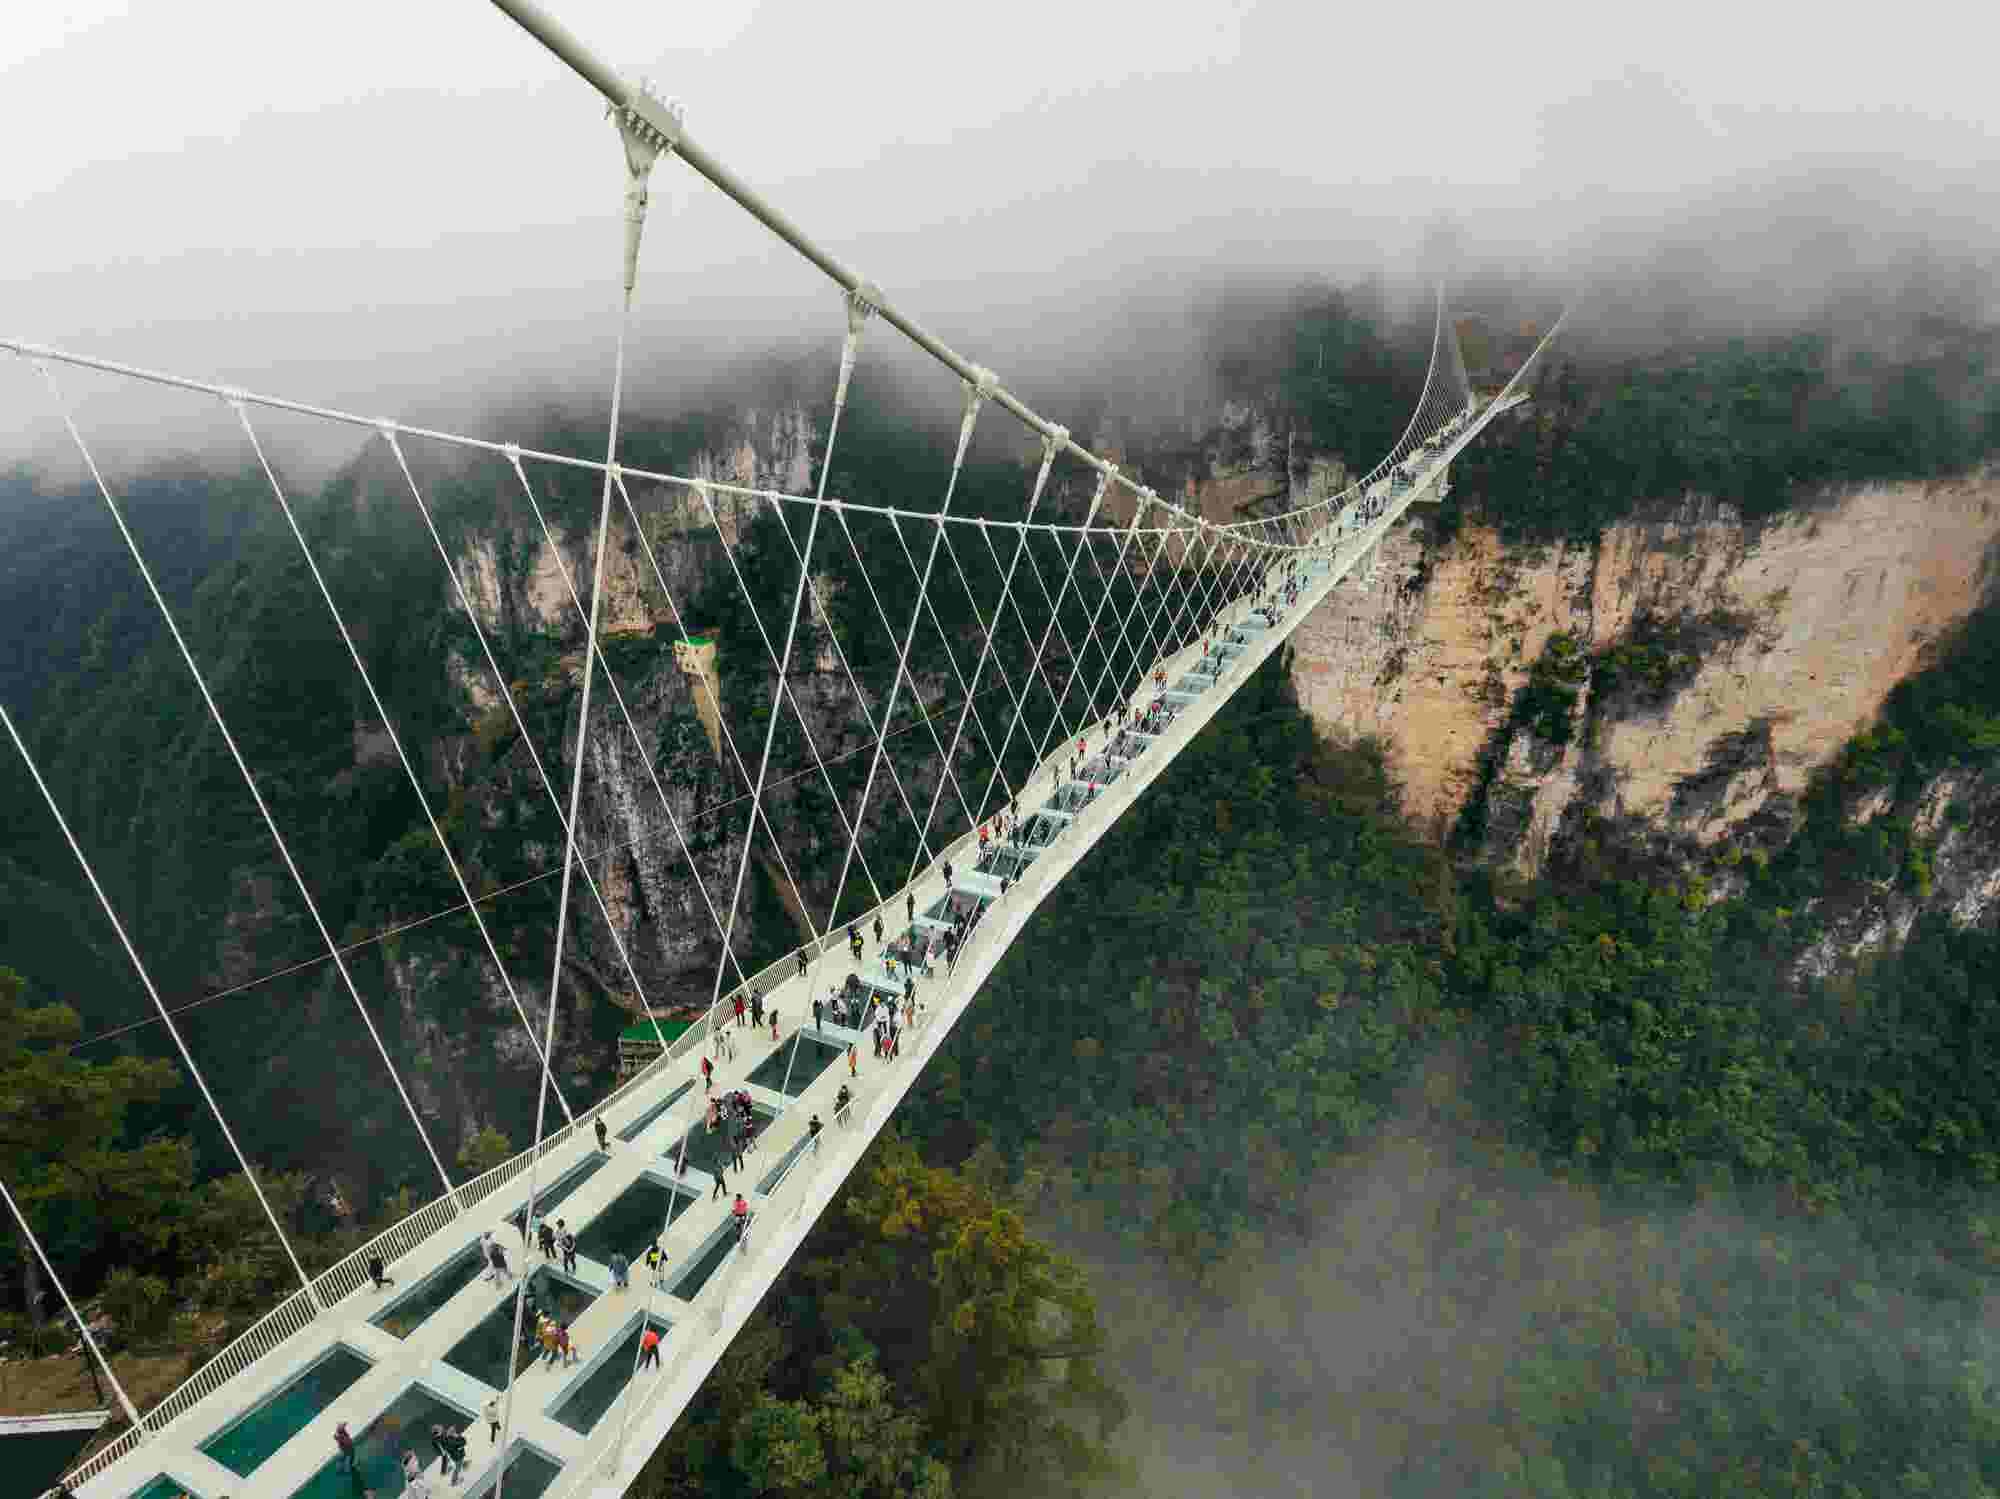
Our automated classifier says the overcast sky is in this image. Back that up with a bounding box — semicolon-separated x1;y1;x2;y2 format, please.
6;0;1998;474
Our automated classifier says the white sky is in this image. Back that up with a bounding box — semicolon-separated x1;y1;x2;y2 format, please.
5;0;1998;470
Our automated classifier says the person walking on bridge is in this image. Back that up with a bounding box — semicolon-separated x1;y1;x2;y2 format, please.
594;1115;608;1152
813;995;824;1031
751;989;764;1028
733;992;746;1028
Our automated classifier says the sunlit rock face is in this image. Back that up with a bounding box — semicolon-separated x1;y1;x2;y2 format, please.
1289;469;2000;884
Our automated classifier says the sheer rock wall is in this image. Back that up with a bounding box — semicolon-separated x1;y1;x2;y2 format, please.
1289;470;2000;877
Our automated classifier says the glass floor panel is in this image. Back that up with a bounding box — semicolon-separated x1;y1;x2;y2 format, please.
974;846;1036;881
757;1132;815;1195
547;1315;673;1435
664;1103;776;1179
617;1079;695;1142
1021;815;1064;849
668;1223;746;1300
465;1442;562;1499
506;1151;610;1231
199;1344;373;1476
443;1269;597;1391
130;1478;206;1499
746;1034;840;1097
370;1243;487;1339
572;1176;698;1267
287;1383;470;1499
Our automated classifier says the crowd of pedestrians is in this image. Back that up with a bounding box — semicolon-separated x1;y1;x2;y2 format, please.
308;554;1328;1499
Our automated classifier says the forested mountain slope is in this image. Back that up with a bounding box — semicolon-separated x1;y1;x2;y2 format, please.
8;268;2000;1499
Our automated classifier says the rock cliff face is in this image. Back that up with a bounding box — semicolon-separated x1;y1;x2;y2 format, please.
1795;768;2000;977
1287;469;2000;885
198;406;834;1186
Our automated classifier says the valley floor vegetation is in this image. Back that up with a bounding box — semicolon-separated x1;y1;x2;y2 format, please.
7;282;2000;1497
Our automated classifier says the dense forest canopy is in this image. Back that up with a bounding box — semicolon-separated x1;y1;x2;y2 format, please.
5;263;2000;1497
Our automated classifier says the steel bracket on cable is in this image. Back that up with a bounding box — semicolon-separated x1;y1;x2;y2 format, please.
964;364;998;416
848;280;884;332
612;81;681;294
618;79;685;157
1081;464;1116;526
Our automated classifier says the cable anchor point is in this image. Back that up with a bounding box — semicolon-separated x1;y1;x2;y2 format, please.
612;82;684;296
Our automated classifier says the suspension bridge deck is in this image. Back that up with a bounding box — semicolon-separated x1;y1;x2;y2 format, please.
66;487;1440;1499
61;420;1489;1499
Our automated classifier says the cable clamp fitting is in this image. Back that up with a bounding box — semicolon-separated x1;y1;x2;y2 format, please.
619;80;685;157
847;281;883;337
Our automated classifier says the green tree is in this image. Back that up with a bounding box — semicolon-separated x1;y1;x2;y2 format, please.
457;1125;514;1177
814;1356;935;1499
731;1395;826;1494
0;967;189;1318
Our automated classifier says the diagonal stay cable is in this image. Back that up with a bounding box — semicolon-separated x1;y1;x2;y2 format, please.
929;515;1052;813
987;515;1088;744
882;503;1021;842
701;289;874;1013
825;500;981;868
613;467;830;1030
0;1173;148;1434
496;450;762;1010
232;401;576;1124
64;665;1029;1055
1153;516;1220;663
752;473;942;896
1093;523;1179;725
678;467;886;936
496;107;661;1499
1031;503;1150;770
990;469;1114;786
387;428;705;1058
2;700;329;1312
901;477;1063;870
963;507;1089;829
24;354;464;1210
1066;504;1176;739
825;369;992;930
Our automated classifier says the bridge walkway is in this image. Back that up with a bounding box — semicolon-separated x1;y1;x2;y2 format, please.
71;437;1464;1499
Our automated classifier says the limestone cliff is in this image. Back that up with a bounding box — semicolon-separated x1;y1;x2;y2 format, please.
1286;468;2000;895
